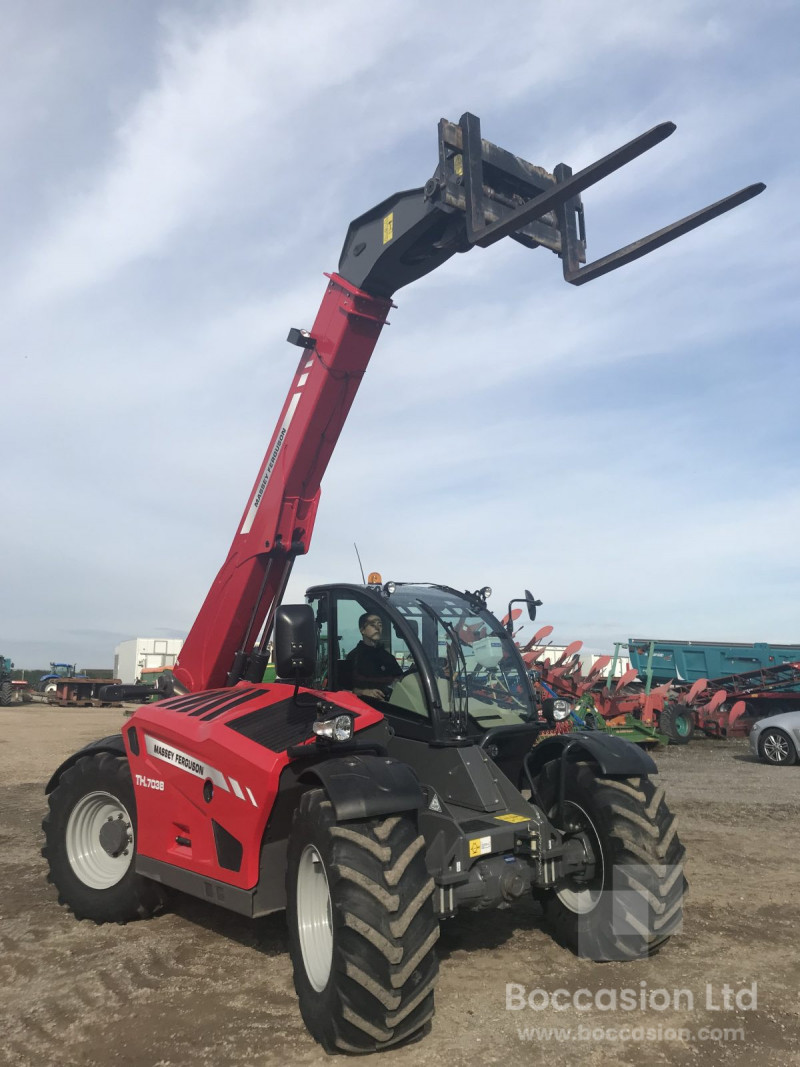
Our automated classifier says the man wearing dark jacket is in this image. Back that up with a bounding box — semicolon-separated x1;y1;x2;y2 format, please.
346;613;403;699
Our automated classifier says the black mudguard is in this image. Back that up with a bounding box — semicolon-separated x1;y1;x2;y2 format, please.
299;754;424;822
44;734;126;794
526;732;658;781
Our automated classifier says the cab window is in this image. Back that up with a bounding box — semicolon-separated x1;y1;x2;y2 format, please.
332;593;429;719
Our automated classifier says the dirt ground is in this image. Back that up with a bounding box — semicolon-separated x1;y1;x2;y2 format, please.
1;706;798;1067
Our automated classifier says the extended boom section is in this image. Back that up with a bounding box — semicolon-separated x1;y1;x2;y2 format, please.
172;276;392;693
170;111;763;696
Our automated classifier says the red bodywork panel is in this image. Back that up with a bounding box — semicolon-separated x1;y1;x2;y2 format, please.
173;275;393;693
125;683;383;889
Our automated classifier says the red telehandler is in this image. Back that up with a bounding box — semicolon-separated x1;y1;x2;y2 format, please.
42;114;763;1054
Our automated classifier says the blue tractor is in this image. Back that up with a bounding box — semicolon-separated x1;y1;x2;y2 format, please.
39;663;85;695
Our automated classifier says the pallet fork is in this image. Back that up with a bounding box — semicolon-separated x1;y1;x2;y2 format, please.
340;112;765;296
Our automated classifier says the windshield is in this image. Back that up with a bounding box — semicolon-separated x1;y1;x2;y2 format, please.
389;585;536;728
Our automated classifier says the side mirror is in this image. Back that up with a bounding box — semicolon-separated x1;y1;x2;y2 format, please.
505;589;543;633
525;589;542;621
275;605;317;680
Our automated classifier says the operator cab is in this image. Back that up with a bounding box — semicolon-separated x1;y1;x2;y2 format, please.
305;581;546;780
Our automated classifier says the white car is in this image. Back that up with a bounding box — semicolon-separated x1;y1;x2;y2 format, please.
749;711;800;766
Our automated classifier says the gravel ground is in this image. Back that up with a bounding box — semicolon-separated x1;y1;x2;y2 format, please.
1;705;799;1067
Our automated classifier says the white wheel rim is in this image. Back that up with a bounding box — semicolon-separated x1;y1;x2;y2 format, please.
555;801;605;914
66;791;134;889
296;844;333;991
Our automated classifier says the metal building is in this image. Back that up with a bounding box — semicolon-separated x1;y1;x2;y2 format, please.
113;637;184;685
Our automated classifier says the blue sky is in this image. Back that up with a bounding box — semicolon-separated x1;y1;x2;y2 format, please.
1;0;797;669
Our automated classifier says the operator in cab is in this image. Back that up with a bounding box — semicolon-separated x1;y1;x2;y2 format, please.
346;613;402;700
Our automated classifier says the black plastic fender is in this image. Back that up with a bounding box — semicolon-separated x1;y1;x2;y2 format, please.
44;733;126;794
526;731;658;781
299;753;424;822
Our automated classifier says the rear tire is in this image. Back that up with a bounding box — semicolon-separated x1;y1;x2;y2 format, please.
759;728;797;766
535;760;686;960
286;789;438;1053
0;680;12;706
42;752;166;922
660;704;694;744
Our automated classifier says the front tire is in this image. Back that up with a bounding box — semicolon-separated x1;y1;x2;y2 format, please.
42;752;165;922
286;789;438;1054
535;760;686;960
759;728;797;766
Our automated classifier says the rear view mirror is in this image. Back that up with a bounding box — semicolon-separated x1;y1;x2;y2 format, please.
275;605;317;680
506;589;544;633
525;590;542;621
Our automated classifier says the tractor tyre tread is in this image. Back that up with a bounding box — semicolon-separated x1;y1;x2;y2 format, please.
538;761;686;961
287;789;438;1054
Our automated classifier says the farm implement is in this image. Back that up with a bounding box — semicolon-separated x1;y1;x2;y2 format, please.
519;627;727;745
518;630;800;744
680;660;800;737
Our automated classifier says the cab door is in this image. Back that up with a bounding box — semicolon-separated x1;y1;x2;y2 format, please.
327;590;436;743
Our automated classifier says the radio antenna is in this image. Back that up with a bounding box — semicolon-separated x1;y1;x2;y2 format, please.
354;542;366;584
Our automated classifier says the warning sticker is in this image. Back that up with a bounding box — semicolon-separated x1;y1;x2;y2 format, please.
383;212;394;244
495;814;529;824
468;836;492;858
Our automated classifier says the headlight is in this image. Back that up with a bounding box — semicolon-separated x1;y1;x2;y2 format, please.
313;715;353;742
552;699;572;721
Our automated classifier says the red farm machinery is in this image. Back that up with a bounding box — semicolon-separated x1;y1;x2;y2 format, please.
519;631;800;745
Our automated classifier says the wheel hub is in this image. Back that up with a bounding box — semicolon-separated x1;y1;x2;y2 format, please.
553;801;605;914
562;831;597;883
98;816;130;857
764;734;789;762
66;790;135;889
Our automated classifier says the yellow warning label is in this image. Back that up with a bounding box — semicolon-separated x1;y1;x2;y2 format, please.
454;154;463;176
495;814;529;824
468;836;492;857
383;212;394;244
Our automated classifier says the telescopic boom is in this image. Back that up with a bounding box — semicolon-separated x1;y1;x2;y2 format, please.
169;112;764;695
